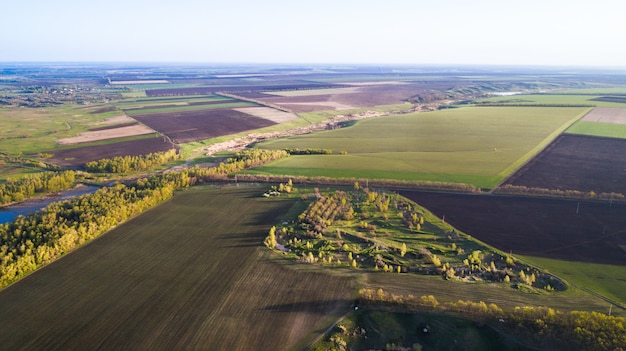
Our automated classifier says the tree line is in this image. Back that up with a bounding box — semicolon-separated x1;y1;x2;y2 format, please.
0;148;287;288
84;149;180;173
0;171;76;205
360;288;625;351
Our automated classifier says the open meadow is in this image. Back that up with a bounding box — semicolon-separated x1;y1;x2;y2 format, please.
0;185;356;350
251;106;588;189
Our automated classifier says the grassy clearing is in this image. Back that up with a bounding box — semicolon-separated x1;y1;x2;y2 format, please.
478;94;626;107
364;273;623;317
253;106;587;189
0;185;356;350
518;255;626;306
0;104;119;156
566;121;626;139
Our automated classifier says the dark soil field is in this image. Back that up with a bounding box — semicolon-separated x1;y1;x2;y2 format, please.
399;191;626;266
132;108;277;143
48;136;177;167
0;186;355;350
504;134;626;195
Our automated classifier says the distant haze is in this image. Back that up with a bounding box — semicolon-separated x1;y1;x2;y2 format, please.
2;0;625;67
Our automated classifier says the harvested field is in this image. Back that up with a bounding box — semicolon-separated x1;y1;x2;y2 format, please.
400;191;626;266
504;134;626;195
48;136;177;167
132;108;277;143
233;107;298;123
580;107;626;124
56;124;156;145
0;186;355;350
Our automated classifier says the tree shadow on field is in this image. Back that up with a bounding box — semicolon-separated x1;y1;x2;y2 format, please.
261;299;351;314
215;233;263;248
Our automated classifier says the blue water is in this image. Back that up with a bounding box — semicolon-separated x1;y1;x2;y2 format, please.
0;185;99;224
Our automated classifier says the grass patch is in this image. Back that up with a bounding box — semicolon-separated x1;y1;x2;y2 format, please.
566;121;626;139
519;255;626;306
0;104;121;156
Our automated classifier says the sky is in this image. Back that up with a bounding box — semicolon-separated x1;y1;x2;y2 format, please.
2;0;626;67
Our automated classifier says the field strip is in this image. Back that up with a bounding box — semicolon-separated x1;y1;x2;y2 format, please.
338;81;409;86
234;107;298;123
581;107;626;124
56;124;157;145
93;115;136;125
263;87;360;97
279;101;357;110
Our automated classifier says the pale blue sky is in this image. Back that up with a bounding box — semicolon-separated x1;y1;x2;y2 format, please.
2;0;625;66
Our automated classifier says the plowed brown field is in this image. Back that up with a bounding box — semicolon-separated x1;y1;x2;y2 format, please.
400;191;626;266
504;134;626;195
132;108;276;143
49;136;177;167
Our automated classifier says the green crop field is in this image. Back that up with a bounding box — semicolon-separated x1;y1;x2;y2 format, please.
114;95;232;109
566;121;626;139
251;106;588;188
478;94;626;107
123;101;256;115
0;185;356;350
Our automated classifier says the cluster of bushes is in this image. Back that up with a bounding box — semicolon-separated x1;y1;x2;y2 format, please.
359;288;626;351
85;149;180;173
0;171;76;205
231;174;481;193
283;148;334;155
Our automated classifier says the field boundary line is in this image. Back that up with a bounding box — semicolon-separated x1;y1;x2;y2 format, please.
491;107;593;191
